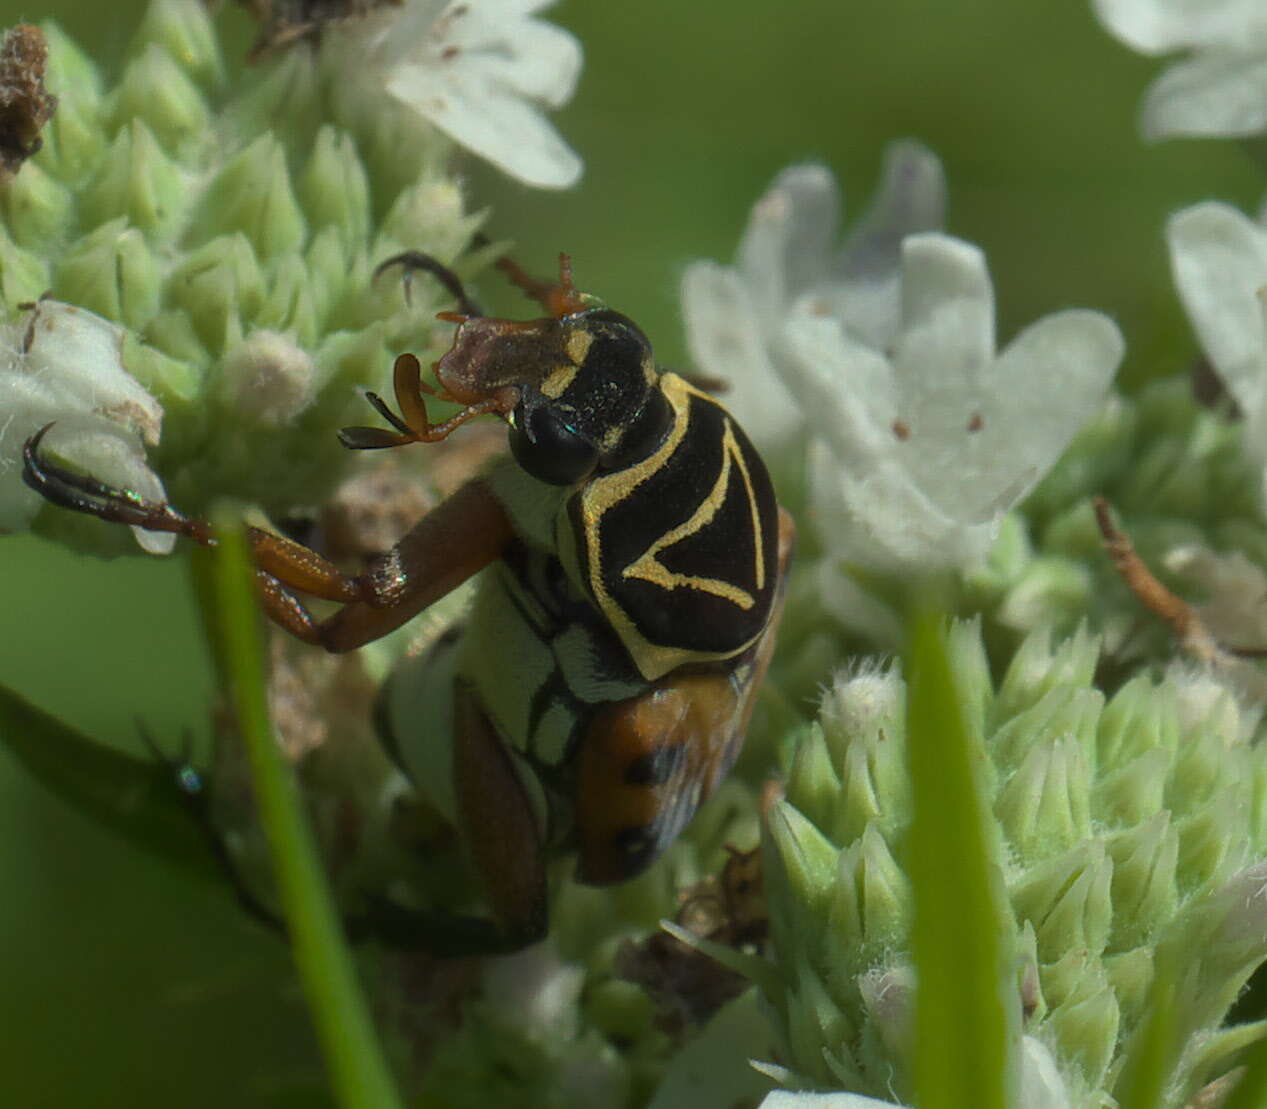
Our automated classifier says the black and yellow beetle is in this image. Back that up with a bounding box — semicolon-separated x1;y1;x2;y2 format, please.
23;251;794;953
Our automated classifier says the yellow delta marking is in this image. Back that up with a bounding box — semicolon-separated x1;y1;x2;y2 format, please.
572;374;766;681
622;420;764;609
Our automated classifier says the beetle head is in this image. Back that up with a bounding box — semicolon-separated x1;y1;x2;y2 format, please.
437;297;673;487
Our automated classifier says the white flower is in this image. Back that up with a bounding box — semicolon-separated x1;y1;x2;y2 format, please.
326;0;582;189
684;153;1123;574
1167;200;1267;510
793;232;1123;572
0;300;172;554
682;140;945;443
1092;0;1267;139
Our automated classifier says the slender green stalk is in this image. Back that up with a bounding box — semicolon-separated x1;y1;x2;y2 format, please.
907;610;1012;1109
207;508;403;1109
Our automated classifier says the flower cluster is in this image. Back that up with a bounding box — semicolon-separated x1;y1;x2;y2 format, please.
0;0;581;553
760;625;1267;1108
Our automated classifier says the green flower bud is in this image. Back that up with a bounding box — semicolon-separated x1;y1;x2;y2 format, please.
1095;674;1178;776
785;961;858;1088
109;43;211;161
990;684;1103;775
1105;813;1178;951
991;624;1099;727
995;555;1093;636
1012;841;1112;964
1102;946;1154;1027
80;119;186;240
37;22;105;182
254;253;320;348
130;0;223;91
856;965;914;1086
1044;977;1119;1092
187;133;306;260
55;218;161;329
963;511;1032;598
764;801;839;955
120;334;199;408
995;733;1092;864
824;825;910;982
1;160;73;250
168;234;265;355
1175;800;1244;895
300;125;371;249
1093;749;1170;829
785;723;841;838
0;224;49;304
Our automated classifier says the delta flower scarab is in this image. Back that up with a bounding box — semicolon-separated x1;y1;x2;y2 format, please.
24;250;794;953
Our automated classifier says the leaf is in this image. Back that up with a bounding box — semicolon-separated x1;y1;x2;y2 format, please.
0;682;218;879
906;610;1014;1109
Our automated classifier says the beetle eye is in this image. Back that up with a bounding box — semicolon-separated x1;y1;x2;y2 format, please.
509;401;600;486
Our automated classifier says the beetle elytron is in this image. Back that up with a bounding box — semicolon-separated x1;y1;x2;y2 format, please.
24;250;794;953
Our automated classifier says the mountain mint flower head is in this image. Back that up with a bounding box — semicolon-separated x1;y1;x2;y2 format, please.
0;0;586;553
1092;0;1267;140
682;149;1124;580
322;0;583;189
760;624;1267;1108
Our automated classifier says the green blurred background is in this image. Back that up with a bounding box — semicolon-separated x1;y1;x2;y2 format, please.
0;0;1259;1103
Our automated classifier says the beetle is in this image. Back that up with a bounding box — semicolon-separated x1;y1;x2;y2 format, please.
22;250;795;953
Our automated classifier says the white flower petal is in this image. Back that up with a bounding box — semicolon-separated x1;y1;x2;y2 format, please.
839;139;946;282
332;0;582;189
1142;50;1267;139
737;164;840;328
960;309;1122;514
387;61;581;187
680;261;800;442
890;234;995;502
811;439;997;571
1168;201;1267;413
19;301;162;444
1093;0;1267;53
780;308;897;467
437;6;582;106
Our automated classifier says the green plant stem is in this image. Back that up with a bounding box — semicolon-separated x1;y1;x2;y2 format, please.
907;609;1012;1109
207;508;403;1109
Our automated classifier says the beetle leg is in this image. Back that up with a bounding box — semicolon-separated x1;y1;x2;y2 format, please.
22;424;212;542
23;425;515;652
490;250;589;318
373;250;484;317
